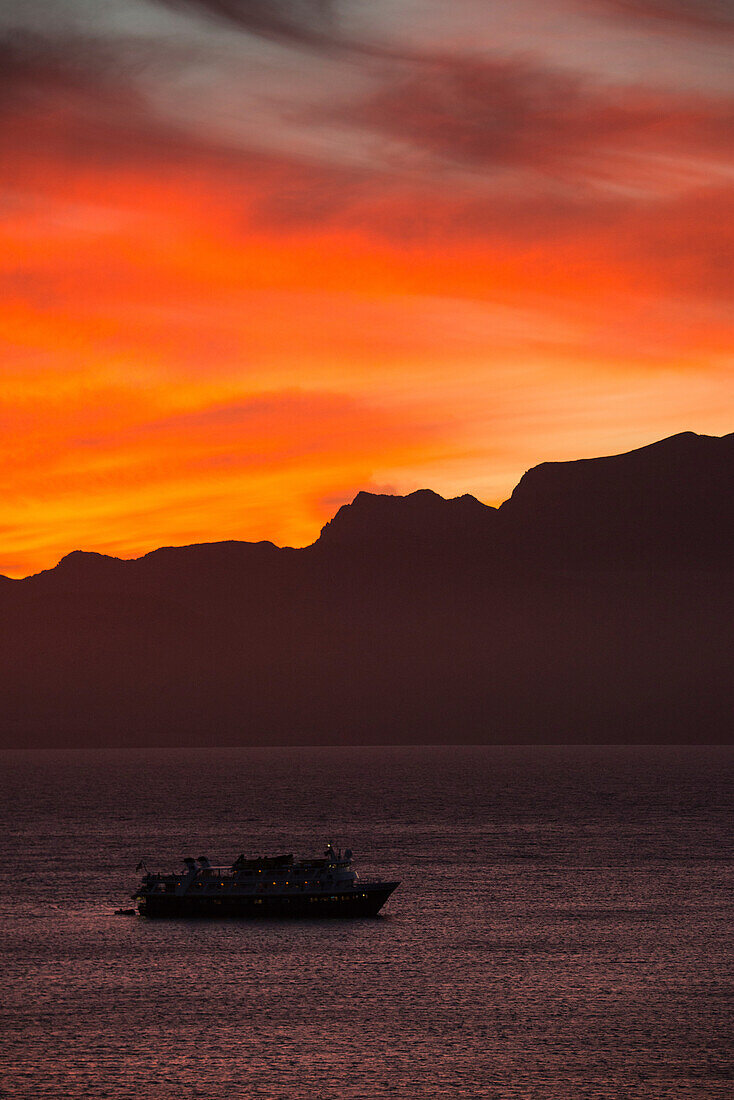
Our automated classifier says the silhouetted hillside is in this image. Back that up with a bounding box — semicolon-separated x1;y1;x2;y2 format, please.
500;431;734;569
317;489;497;550
1;432;732;747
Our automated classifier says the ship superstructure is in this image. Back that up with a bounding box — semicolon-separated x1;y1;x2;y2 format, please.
134;844;399;918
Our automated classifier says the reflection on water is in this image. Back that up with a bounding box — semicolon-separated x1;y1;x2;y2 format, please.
2;745;733;1098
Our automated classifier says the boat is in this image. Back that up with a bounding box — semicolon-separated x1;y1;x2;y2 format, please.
132;844;399;918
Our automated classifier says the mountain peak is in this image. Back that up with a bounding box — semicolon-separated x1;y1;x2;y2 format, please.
50;550;124;575
500;430;734;567
316;488;495;548
504;430;734;500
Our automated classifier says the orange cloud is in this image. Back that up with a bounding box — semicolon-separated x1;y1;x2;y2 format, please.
0;17;732;577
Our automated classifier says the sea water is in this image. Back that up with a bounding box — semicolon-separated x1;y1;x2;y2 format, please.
1;745;732;1099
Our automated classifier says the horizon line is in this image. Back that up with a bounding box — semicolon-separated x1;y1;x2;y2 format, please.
3;427;729;581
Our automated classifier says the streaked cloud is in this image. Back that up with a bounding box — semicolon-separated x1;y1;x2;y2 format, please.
331;54;734;182
159;0;340;48
592;1;734;35
0;0;731;576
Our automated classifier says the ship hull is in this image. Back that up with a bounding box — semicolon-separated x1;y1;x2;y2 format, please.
138;883;398;919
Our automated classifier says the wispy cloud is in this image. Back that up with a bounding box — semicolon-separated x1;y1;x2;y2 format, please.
592;0;734;35
329;53;734;182
156;0;406;57
159;0;336;45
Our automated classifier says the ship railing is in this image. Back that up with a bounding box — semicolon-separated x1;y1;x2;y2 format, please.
142;861;355;880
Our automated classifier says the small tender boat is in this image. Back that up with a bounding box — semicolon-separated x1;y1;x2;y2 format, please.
133;844;399;919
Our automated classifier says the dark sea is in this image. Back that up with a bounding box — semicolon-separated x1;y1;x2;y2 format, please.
2;746;732;1099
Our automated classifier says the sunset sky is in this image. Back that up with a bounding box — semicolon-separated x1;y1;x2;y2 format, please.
2;0;732;577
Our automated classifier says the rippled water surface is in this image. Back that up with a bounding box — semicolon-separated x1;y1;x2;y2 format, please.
2;745;733;1098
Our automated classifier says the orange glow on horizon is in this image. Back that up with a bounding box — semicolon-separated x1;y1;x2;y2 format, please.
2;28;732;578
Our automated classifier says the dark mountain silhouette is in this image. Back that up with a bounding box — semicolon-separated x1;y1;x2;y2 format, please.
500;431;734;569
316;488;497;549
1;431;732;748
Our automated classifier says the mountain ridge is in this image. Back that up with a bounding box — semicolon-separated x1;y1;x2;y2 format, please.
6;430;732;582
1;429;731;748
